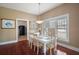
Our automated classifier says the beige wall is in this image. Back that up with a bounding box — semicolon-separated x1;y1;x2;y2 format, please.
40;3;79;48
0;7;37;43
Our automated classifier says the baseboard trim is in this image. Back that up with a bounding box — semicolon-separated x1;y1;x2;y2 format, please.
58;42;79;52
0;40;17;45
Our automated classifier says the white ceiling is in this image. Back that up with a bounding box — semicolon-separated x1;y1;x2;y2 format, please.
0;3;63;15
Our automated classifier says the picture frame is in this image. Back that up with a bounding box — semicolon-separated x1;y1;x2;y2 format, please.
1;18;15;29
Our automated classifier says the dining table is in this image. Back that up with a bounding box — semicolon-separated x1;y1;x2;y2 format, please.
36;36;52;55
32;32;55;55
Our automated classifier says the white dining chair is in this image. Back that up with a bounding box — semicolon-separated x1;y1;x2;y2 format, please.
29;34;34;49
46;37;55;55
32;36;43;55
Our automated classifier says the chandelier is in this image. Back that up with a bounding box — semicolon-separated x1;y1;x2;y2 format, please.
36;3;43;24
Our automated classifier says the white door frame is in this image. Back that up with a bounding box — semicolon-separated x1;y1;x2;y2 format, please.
16;18;29;41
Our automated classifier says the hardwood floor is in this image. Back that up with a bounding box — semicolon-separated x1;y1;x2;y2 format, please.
0;40;51;55
0;40;36;55
0;40;79;55
57;45;79;55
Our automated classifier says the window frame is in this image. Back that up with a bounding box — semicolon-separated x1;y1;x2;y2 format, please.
43;14;69;42
56;14;69;42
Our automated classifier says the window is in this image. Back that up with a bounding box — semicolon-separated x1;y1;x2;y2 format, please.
41;14;69;42
29;21;37;33
57;14;69;42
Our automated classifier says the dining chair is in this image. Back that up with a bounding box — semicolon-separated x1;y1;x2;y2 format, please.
47;28;56;55
29;34;34;49
32;35;44;55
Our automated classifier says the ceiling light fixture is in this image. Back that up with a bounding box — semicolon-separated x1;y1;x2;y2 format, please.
36;3;43;24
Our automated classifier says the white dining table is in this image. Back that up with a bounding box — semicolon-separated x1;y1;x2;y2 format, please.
37;36;51;55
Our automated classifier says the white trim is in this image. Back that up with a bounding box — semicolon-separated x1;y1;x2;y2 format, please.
43;13;69;21
16;20;18;41
27;20;29;40
66;14;69;42
16;18;29;41
58;42;79;52
0;40;17;45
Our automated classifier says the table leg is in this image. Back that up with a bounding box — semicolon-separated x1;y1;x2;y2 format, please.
44;43;46;55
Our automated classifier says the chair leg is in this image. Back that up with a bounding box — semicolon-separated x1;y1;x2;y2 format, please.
34;45;36;51
49;48;52;55
30;43;32;49
37;46;39;55
29;41;30;46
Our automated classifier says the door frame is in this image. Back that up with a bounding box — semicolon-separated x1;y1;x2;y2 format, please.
16;18;29;41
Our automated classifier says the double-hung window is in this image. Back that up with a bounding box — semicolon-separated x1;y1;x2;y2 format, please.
57;14;69;42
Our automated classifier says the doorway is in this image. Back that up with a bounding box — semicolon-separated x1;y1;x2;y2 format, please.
16;19;29;41
18;20;27;41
